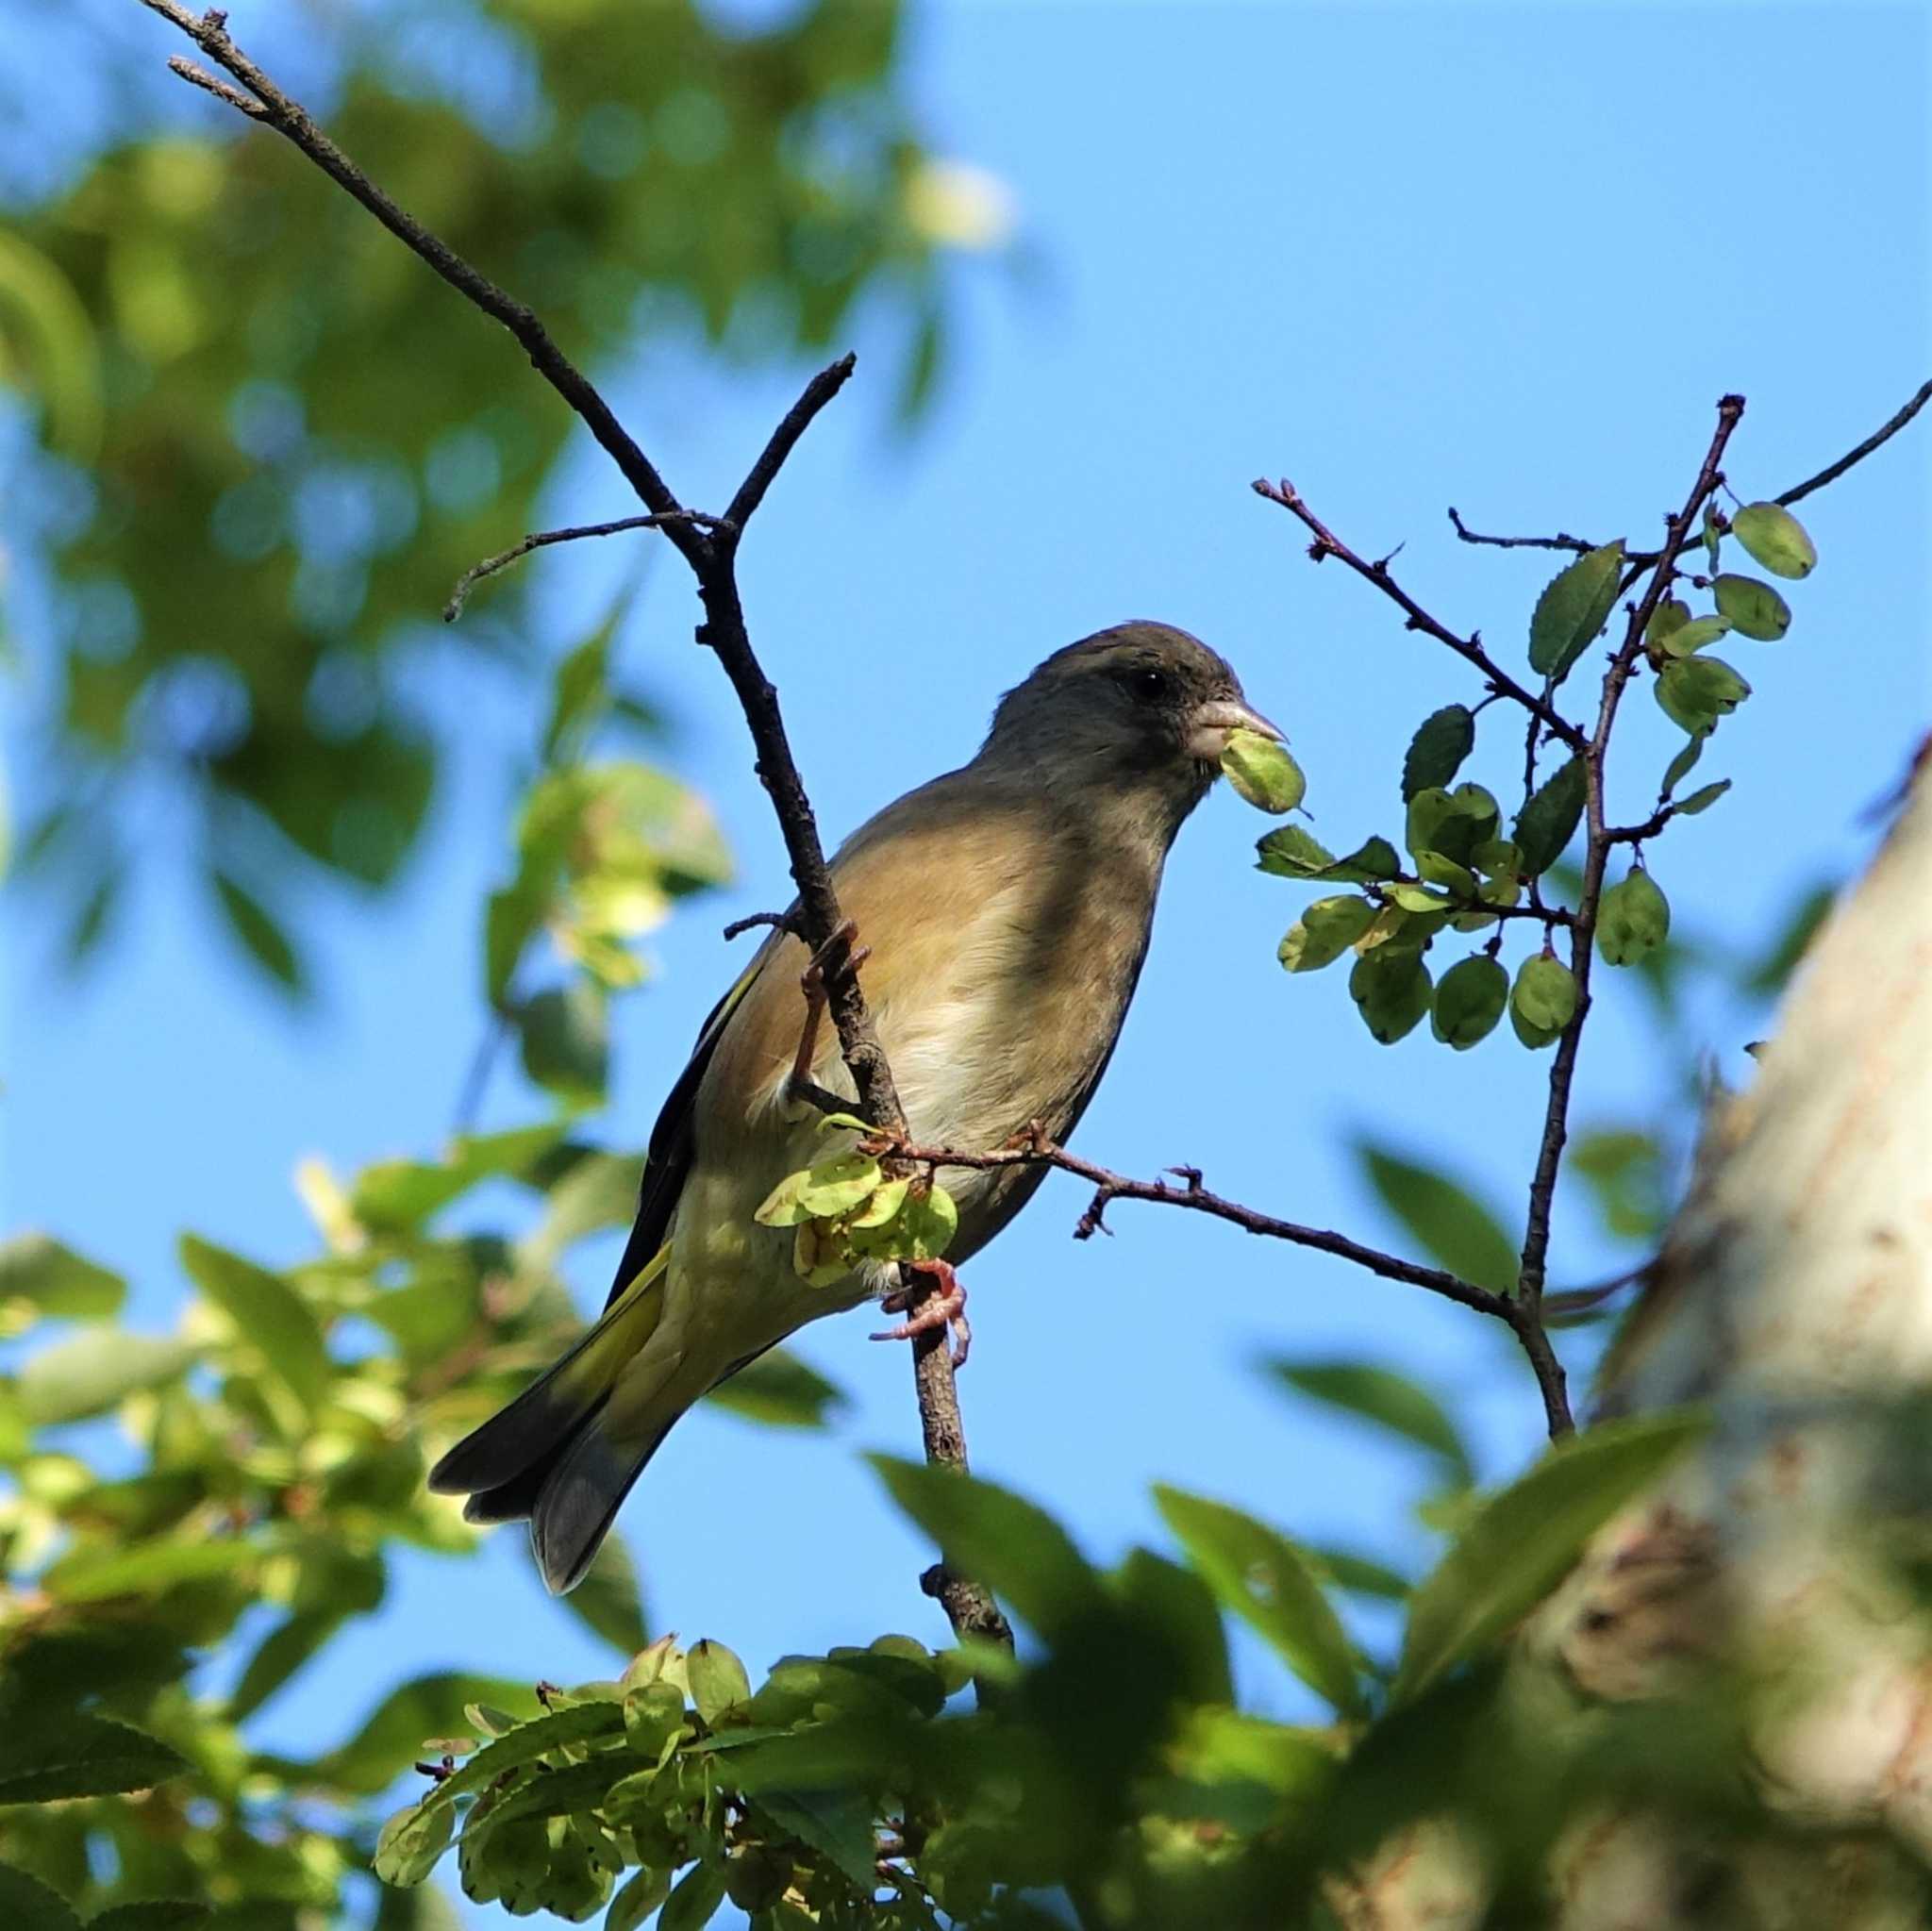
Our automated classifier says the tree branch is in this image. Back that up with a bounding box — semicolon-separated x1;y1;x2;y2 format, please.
141;0;1011;1653
443;511;728;622
1774;375;1932;508
1510;395;1747;1440
1446;508;1593;554
1252;478;1588;753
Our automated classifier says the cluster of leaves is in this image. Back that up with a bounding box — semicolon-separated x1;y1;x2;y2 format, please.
0;1116;845;1929
1252;501;1820;1053
2;0;980;979
755;1118;960;1290
356;1393;1735;1929
483;596;733;1112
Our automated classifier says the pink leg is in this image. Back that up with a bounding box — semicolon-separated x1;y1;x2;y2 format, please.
871;1259;971;1369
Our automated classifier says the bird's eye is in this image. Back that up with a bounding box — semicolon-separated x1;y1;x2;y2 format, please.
1122;667;1169;703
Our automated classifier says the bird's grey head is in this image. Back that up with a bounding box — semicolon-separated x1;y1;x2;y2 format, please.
978;622;1280;835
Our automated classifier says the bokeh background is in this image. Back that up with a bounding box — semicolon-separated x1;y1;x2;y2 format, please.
4;1;1927;1923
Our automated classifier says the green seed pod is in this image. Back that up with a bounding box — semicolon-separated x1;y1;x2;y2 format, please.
1729;501;1817;579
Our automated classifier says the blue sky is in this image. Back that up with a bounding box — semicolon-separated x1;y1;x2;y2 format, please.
6;0;1929;1916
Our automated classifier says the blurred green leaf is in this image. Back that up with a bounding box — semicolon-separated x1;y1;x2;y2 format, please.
0;1715;190;1804
43;1539;258;1606
0;1234;125;1324
16;1331;198;1425
705;1348;846;1430
1400;706;1475;803
0;1862;80;1931
658;1859;727;1931
89;1906;210;1931
1569;1128;1667;1244
179;1234;331;1413
515;981;610;1106
1154;1486;1365;1717
210;870;306;994
562;1534;649;1656
1528;541;1624;682
1393;1410;1707;1704
1265;1359;1474;1488
1357;1143;1518;1295
318;1674;539;1795
872;1457;1103;1641
1743;879;1838;996
1676;779;1731;817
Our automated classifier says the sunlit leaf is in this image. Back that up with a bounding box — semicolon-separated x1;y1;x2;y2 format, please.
1265;1358;1474;1487
1357;1143;1519;1295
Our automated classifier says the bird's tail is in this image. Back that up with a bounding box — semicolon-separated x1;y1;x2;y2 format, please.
426;1246;679;1595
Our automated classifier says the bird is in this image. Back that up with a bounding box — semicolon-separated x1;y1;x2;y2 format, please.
428;621;1280;1591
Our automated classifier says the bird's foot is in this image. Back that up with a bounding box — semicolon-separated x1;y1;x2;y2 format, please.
787;920;872;1114
872;1259;971;1370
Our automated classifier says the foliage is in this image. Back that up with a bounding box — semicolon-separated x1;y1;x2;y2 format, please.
1;0;978;982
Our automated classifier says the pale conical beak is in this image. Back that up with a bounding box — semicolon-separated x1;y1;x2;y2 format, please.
1187;696;1284;761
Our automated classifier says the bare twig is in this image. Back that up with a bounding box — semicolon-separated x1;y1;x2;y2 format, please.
1775;375;1931;508
722;909;801;942
141;0;1011;1653
1511;395;1748;1440
1253;478;1588;753
443;511;728;621
866;1130;1516;1323
1447;508;1593;555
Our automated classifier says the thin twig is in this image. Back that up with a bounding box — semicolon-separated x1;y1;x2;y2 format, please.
444;512;728;621
1511;395;1747;1441
1775;376;1931;508
866;1131;1513;1323
1253;478;1588;753
142;0;1010;1655
722;909;800;942
1446;508;1593;554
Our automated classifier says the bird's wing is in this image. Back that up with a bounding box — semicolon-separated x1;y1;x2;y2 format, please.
600;939;781;1309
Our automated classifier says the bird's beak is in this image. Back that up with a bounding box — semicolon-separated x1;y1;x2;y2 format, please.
1187;695;1284;762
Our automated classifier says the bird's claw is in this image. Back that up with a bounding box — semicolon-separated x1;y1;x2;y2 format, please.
872;1258;971;1369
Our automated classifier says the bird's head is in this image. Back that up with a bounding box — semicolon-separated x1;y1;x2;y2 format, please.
978;621;1280;836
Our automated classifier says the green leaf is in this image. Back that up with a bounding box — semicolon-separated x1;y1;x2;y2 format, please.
795;1153;883;1218
1528;541;1625;681
541;602;620;767
562;1534;649;1655
687;1640;751;1723
211;870;306;993
515;982;609;1104
318;1674;540;1795
1597;868;1671;966
1322;836;1405;884
658;1858;727;1931
1429;953;1508;1050
1656;614;1732;658
0;1234;125;1323
16;1331;199;1425
1357;1143;1518;1295
704;1348;846;1430
1730;500;1816;579
1569;1129;1666;1243
1712;573;1791;641
1743;879;1838;996
226;1608;345;1723
43;1539;258;1605
375;1796;456;1888
871;1457;1102;1640
1656;655;1751;737
1400;706;1474;803
1511;954;1579;1039
1220;730;1307;813
1277;895;1376;973
0;1863;80;1931
90;1906;210;1931
605;1867;672;1931
892;1183;958;1262
1645;596;1690;651
1347;951;1432;1045
1659;736;1703;799
1392;1410;1708;1703
1255;825;1335;878
1265;1359;1474;1487
748;1789;877;1891
1110;1548;1235;1707
1404;784;1498;867
1675;779;1731;817
0;1714;190;1804
1153;1487;1364;1717
1512;757;1586;875
1702;501;1723;571
179;1234;332;1413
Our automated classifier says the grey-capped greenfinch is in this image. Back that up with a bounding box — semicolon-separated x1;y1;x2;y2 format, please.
430;621;1278;1590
